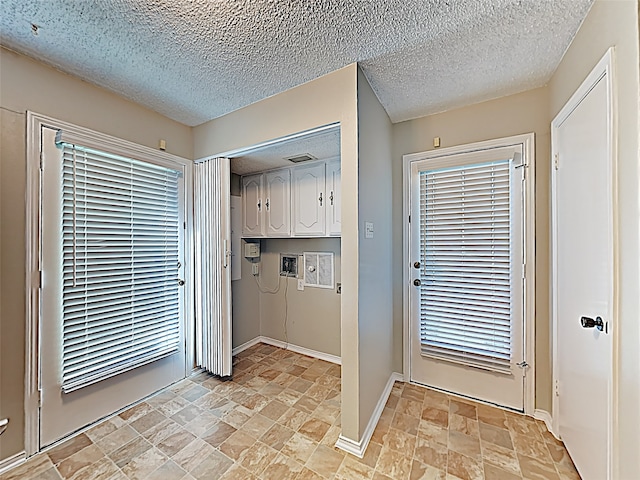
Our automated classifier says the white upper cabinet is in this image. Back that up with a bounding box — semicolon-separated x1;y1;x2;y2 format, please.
292;162;326;236
326;160;341;236
242;173;263;236
241;160;341;238
264;169;291;236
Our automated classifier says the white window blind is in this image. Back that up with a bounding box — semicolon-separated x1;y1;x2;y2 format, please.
419;159;512;374
58;141;181;393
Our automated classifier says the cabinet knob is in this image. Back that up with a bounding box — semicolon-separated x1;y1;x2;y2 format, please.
330;191;334;206
265;199;270;210
319;192;323;206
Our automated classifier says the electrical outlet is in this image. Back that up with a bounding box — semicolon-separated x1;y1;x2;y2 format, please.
252;263;259;276
336;283;341;294
297;279;304;291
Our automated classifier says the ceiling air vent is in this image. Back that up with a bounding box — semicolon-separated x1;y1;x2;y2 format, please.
285;154;316;163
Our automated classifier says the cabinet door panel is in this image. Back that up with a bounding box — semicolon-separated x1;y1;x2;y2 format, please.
265;169;291;236
292;163;325;236
242;174;263;236
326;161;341;236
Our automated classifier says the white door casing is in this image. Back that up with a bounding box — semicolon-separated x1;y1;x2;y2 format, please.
38;124;189;448
551;49;615;480
403;134;535;413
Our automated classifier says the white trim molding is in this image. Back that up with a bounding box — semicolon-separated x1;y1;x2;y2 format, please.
231;337;264;356
0;451;26;475
533;409;559;440
402;133;536;415
335;372;403;457
232;336;341;365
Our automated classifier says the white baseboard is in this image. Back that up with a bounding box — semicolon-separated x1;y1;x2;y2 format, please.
232;337;263;356
335;372;403;458
534;409;560;440
0;451;26;475
232;336;341;365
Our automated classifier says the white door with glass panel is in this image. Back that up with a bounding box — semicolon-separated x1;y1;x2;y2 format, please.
39;126;187;447
409;143;527;410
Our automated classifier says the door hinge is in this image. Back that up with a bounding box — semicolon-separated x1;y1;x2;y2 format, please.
554;153;559;170
516;361;529;368
39;270;43;288
408;215;411;223
555;379;560;397
183;222;186;230
39;151;43;170
37;390;42;408
522;263;526;279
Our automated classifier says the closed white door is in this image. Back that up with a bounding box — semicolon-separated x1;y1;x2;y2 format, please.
292;162;325;236
552;53;613;480
265;169;291;236
326;161;341;236
39;127;186;447
242;173;263;236
409;143;528;410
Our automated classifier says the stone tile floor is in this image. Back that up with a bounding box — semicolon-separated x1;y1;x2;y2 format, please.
2;343;580;479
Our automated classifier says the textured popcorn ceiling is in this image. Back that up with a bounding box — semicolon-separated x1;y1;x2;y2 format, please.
0;0;593;126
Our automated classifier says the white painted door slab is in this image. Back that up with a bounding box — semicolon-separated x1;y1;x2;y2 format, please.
39;127;186;447
552;52;613;480
409;143;528;411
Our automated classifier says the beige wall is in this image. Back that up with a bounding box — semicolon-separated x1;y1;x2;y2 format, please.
355;68;394;437
231;240;262;348
0;47;193;461
257;238;341;356
193;65;365;442
548;1;640;477
392;87;552;410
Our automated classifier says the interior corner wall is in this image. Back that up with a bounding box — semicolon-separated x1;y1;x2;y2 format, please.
0;47;193;462
192;64;363;442
356;68;394;438
392;87;552;410
548;1;640;477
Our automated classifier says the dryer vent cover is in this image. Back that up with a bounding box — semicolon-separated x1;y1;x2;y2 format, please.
303;252;334;289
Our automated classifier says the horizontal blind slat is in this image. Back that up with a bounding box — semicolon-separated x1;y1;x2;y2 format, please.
418;159;513;374
59;143;182;392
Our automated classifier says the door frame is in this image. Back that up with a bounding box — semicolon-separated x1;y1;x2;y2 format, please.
402;133;536;415
550;48;616;474
24;112;195;456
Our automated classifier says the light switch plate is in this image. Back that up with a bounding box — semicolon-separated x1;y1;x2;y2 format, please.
365;222;374;239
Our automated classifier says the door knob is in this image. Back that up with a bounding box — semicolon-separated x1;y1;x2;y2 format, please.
413;261;420;269
580;316;604;331
413;279;421;286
